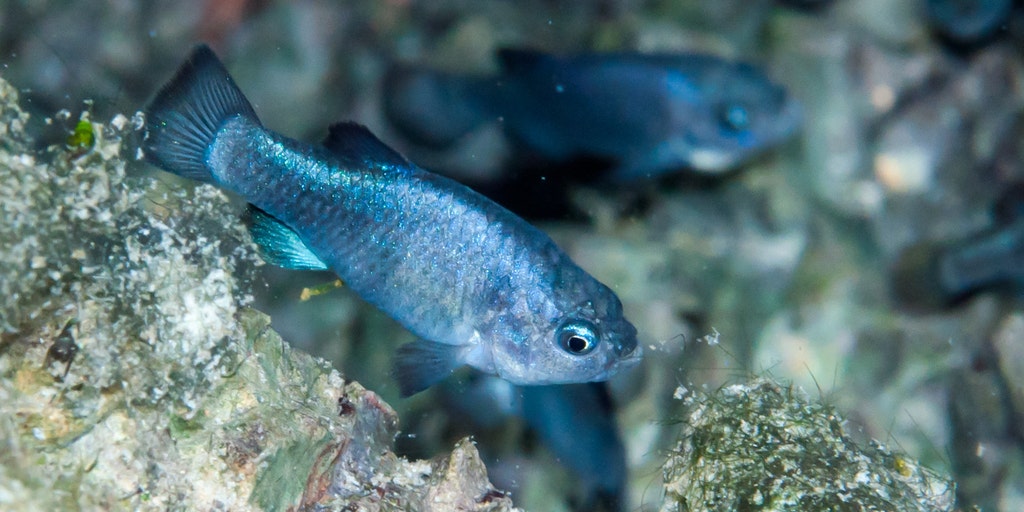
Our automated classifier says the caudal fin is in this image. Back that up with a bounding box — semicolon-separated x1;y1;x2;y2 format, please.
144;45;259;183
382;65;488;149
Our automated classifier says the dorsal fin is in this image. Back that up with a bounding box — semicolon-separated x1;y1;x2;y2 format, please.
496;48;549;74
322;122;408;168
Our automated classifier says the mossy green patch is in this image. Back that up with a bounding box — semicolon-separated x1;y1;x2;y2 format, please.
661;380;955;512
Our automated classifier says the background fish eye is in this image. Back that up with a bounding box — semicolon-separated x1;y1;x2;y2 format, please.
557;320;599;355
719;103;750;132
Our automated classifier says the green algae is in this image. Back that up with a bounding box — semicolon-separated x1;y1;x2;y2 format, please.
661;379;956;512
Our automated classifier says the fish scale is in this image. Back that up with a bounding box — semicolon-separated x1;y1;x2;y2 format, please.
143;45;640;396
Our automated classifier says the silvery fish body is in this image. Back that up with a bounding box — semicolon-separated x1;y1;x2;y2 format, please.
143;45;640;396
385;48;802;180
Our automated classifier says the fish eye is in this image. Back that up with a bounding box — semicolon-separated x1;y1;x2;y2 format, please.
719;103;750;132
557;320;599;355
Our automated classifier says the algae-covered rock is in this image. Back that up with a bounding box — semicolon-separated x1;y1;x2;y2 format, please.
660;379;955;512
0;76;516;511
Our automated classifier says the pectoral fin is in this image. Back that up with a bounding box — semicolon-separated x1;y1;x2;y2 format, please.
393;340;464;397
245;205;329;271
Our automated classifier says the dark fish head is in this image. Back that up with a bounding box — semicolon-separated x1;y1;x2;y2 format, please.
925;0;1014;44
488;280;641;386
666;58;802;173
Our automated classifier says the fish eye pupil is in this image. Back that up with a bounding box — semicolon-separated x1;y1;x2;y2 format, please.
558;320;598;355
567;335;588;353
721;104;749;132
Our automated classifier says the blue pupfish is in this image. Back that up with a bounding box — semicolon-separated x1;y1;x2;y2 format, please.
520;382;627;510
143;45;640;396
384;48;801;181
442;375;627;509
892;185;1024;310
925;0;1013;45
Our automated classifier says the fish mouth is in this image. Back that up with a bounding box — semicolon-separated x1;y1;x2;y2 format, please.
588;349;642;382
619;350;643;368
608;345;643;372
688;148;739;173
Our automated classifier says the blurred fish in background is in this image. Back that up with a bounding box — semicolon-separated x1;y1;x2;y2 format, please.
519;383;627;511
383;48;802;183
892;184;1024;309
775;0;839;10
924;0;1017;47
435;374;627;512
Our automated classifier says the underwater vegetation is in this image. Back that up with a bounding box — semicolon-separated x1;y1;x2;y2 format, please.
660;380;955;511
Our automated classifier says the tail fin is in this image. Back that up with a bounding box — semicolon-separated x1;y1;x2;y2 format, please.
382;65;489;149
143;45;259;183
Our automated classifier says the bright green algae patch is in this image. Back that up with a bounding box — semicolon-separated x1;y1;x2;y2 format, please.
0;77;516;511
660;380;956;512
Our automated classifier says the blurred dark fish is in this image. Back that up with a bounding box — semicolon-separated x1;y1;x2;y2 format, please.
442;374;627;511
143;45;640;396
520;383;627;511
440;371;523;430
776;0;837;9
384;48;801;181
892;186;1024;309
925;0;1014;45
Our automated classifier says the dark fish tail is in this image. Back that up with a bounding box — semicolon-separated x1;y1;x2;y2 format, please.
144;44;259;183
382;65;488;148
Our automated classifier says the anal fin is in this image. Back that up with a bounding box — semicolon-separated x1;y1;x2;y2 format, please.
245;205;329;271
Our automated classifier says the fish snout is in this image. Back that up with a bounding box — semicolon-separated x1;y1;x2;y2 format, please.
611;325;639;358
607;342;643;374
